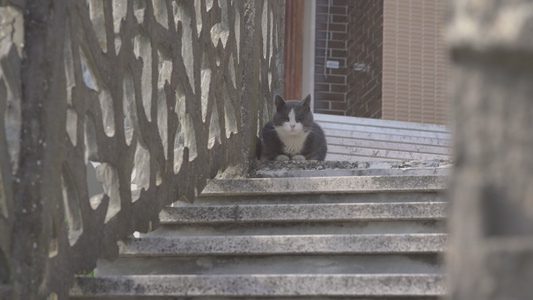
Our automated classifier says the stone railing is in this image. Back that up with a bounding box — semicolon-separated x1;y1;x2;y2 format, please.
0;0;284;299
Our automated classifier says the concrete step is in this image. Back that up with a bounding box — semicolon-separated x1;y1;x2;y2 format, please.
148;220;445;237
314;114;452;162
318;120;451;140
314;113;450;133
253;160;452;178
321;128;451;148
117;234;446;256
72;171;449;299
160;202;447;224
200;176;447;197
95;254;442;276
70;274;445;298
154;202;446;236
326;136;451;155
190;191;445;205
327;145;451;161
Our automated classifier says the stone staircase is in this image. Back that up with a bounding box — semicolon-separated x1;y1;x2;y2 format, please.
70;161;449;299
314;113;452;162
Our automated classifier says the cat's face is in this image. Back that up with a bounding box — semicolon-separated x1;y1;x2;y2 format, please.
272;95;313;136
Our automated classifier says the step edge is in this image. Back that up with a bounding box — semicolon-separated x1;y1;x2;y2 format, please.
70;273;446;297
160;202;448;223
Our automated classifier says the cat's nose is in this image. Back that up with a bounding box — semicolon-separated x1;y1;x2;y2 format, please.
290;124;295;129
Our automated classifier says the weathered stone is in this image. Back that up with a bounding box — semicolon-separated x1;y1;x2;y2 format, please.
448;0;533;299
202;175;447;196
253;159;452;177
0;0;284;299
160;202;447;223
118;234;446;256
70;274;445;297
73;169;447;298
449;0;533;53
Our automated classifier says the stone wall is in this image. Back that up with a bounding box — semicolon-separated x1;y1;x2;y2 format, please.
448;0;533;299
0;0;284;299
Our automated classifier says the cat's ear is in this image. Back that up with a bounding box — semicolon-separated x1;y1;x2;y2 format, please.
301;94;311;112
275;95;286;112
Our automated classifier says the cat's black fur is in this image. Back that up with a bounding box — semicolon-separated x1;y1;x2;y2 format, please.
257;95;327;161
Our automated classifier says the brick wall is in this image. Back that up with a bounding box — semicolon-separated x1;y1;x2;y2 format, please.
314;0;383;117
346;0;383;118
314;0;448;125
314;0;349;115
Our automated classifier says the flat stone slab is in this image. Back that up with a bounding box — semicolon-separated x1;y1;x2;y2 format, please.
119;234;446;256
71;274;445;297
160;202;447;224
314;114;452;162
253;159;452;178
201;176;447;196
95;254;443;276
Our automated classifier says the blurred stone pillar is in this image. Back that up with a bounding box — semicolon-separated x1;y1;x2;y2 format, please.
448;1;533;299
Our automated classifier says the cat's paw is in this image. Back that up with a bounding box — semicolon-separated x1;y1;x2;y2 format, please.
275;154;290;161
292;155;306;161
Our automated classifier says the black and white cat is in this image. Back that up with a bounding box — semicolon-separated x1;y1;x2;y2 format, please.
257;94;327;161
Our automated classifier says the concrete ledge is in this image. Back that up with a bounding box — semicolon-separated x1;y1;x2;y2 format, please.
160;202;447;224
119;234;446;256
71;274;445;297
95;254;443;276
201;176;448;196
314;113;450;133
253;160;452;178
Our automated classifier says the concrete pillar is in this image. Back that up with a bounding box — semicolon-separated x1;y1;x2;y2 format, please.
448;1;533;299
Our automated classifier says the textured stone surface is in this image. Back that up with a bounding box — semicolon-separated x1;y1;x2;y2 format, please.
75;171;447;298
160;202;447;223
202;175;448;196
119;234;446;256
95;254;443;276
70;274;445;297
449;0;533;52
0;2;22;296
1;1;283;299
253;159;452;177
448;0;533;299
192;191;445;206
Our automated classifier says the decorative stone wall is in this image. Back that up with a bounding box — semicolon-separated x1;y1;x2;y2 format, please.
448;0;533;299
0;0;284;299
0;2;23;298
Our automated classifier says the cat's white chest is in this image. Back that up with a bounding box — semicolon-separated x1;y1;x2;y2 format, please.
275;127;309;156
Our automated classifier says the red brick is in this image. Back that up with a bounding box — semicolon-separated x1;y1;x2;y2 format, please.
331;84;347;93
314;83;330;91
315;74;346;84
332;15;348;23
331;101;348;110
315;109;345;116
315;23;347;32
315;92;346;102
313;100;331;110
